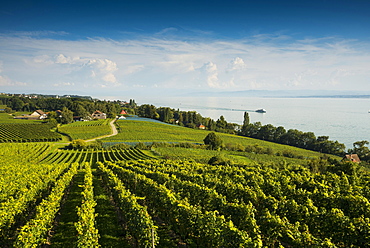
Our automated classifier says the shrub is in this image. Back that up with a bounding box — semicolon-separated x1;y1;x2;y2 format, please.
135;142;149;150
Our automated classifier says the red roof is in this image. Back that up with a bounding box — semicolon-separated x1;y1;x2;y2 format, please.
120;110;127;115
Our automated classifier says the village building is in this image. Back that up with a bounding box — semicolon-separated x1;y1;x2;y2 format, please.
120;109;128;115
91;110;107;119
342;154;361;163
30;110;47;119
14;109;47;120
197;124;206;130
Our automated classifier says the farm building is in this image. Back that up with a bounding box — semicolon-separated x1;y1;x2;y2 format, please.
92;110;107;119
120;110;128;115
342;154;361;163
14;109;47;120
30;110;47;119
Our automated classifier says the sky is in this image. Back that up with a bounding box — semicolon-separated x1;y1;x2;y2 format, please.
1;0;370;99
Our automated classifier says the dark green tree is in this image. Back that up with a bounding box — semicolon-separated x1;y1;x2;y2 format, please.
216;116;227;130
349;140;370;161
74;104;90;119
60;107;74;124
11;97;24;111
243;112;250;126
203;132;223;150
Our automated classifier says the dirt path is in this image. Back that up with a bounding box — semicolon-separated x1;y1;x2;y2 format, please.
85;118;118;142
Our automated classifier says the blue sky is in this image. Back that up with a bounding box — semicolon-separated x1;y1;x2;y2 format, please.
1;0;370;98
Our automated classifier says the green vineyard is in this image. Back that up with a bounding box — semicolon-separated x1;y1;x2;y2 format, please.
0;123;62;142
57;119;112;140
1;141;370;247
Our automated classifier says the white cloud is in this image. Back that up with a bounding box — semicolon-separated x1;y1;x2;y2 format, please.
88;58;119;86
0;75;11;86
203;62;219;88
53;82;75;87
227;57;247;71
29;55;54;65
55;54;81;64
0;34;370;95
124;65;145;75
0;75;27;86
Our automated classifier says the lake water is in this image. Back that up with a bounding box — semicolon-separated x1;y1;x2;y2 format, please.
138;96;370;150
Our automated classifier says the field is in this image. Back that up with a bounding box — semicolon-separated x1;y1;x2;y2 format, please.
0;112;43;124
0;123;62;142
103;119;330;160
0;118;369;247
58;119;113;140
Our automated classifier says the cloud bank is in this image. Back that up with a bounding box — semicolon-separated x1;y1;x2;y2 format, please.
1;33;369;97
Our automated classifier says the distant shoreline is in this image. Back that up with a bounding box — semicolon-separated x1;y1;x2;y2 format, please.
275;95;370;99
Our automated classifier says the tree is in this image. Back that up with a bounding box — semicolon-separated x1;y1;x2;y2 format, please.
243;112;250;126
137;104;159;119
157;107;174;123
203;132;223;150
216;116;227;130
11;97;24;111
257;124;276;141
60;107;74;124
349;140;370;161
74;104;90;119
69;139;87;150
242;122;262;137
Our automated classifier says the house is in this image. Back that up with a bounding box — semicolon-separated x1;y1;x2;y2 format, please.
30;110;47;119
197;124;206;130
55;110;62;117
73;116;83;121
120;109;128;115
342;154;361;163
13;109;47;120
92;110;107;119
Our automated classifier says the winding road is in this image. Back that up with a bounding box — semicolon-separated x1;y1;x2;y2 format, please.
84;118;118;142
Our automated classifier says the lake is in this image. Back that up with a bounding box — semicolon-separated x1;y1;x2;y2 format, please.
138;96;370;150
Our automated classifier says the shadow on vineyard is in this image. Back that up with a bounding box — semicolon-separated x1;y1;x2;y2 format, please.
49;171;84;246
92;167;132;248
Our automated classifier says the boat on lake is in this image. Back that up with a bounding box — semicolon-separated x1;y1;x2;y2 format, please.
255;109;266;113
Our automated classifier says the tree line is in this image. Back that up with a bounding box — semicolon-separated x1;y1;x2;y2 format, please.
0;95;124;124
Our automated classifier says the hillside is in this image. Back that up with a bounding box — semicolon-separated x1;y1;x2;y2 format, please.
102;118;334;161
0;115;369;247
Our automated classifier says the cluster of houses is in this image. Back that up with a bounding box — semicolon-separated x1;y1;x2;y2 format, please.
14;110;108;121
